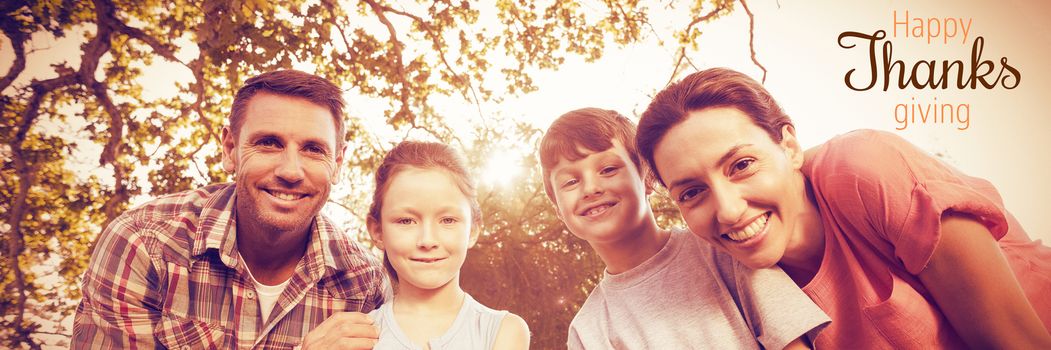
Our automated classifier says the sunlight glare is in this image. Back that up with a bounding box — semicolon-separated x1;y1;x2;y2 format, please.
482;149;522;188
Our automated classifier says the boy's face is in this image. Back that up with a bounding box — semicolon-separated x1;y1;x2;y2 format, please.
548;139;652;244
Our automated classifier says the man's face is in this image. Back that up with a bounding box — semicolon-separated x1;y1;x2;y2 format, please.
548;139;652;244
222;92;344;236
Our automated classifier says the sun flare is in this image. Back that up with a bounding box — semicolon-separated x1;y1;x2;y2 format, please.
482;149;522;188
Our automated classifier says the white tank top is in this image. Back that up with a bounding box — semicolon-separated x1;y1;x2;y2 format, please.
368;293;508;350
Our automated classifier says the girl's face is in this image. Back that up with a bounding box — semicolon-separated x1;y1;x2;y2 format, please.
652;107;809;269
369;167;478;292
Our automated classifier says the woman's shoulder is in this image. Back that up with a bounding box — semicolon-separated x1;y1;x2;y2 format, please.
811;129;916;165
806;129;932;183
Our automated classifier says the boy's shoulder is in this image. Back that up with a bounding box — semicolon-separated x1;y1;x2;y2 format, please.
568;274;610;329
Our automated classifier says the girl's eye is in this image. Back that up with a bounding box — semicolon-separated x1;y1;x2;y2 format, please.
395;218;416;225
730;158;755;175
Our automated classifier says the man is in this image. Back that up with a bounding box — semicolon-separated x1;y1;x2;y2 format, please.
73;70;387;349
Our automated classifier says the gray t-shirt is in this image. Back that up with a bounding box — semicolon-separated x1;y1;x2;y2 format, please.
567;229;829;349
368;293;507;350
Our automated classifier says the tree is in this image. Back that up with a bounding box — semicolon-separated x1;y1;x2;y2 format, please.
1;0;755;348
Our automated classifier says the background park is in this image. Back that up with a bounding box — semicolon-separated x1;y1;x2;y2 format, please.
3;0;1050;348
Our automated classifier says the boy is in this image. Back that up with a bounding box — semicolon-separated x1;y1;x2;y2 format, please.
539;108;828;349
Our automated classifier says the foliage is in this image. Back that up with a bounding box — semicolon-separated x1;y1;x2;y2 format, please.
1;0;742;348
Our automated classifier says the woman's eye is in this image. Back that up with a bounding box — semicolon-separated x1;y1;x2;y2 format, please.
731;158;755;175
440;217;459;225
677;187;705;203
395;218;416;225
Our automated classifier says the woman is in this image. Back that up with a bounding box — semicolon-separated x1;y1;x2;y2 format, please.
635;68;1051;348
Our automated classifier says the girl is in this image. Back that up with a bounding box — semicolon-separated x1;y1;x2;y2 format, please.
366;141;530;350
636;68;1051;348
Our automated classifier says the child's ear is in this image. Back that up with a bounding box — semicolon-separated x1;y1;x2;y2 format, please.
552;201;564;221
366;217;383;249
641;166;657;196
468;225;480;249
779;125;804;170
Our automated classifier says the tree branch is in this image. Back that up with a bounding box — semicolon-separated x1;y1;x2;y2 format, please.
738;0;767;83
0;13;28;93
682;3;729;36
110;21;180;63
362;0;412;123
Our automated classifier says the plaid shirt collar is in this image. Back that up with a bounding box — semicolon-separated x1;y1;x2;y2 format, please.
189;183;340;276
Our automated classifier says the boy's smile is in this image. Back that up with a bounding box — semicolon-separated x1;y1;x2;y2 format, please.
549;139;652;244
579;200;618;219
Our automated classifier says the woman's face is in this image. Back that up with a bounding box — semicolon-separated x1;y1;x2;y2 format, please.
369;167;477;292
652;107;808;269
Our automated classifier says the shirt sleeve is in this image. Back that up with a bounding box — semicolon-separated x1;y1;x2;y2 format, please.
566;324;585;350
718;252;830;349
72;211;163;349
812;130;1009;274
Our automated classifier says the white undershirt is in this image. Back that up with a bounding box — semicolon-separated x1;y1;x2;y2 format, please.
239;252;292;321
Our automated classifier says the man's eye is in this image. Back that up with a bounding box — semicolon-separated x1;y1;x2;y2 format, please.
395;218;416;225
257;138;281;147
305;145;326;154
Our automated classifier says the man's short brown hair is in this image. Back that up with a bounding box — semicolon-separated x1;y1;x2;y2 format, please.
229;70;347;150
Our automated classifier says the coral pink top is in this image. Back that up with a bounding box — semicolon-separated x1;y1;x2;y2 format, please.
801;130;1051;348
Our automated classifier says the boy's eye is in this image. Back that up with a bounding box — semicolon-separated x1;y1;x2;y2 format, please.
600;166;619;175
730;158;755;175
561;178;578;188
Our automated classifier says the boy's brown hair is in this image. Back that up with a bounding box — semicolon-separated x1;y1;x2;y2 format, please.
538;108;645;203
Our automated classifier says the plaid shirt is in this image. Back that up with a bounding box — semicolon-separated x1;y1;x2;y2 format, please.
72;183;388;349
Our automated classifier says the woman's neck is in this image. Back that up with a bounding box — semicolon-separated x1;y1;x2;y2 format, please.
778;174;826;286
